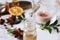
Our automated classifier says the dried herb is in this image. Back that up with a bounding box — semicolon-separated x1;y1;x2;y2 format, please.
7;28;23;40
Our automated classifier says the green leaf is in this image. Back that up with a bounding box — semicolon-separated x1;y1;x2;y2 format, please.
18;13;25;20
16;13;25;24
53;27;59;33
57;24;60;26
46;27;52;33
22;13;25;18
7;28;14;33
40;24;45;30
14;20;21;24
18;16;23;20
45;21;50;27
50;20;58;26
39;20;59;33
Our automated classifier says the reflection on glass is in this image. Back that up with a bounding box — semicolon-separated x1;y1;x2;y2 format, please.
23;18;37;40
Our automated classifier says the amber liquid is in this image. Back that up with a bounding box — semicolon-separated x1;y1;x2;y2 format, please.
56;0;60;6
23;34;36;40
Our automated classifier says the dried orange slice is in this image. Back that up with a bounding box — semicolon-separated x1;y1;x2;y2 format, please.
9;6;24;16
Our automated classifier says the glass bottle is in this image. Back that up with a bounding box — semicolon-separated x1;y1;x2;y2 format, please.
10;0;19;7
23;18;37;40
56;0;60;6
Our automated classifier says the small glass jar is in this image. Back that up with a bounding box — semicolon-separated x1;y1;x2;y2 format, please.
23;18;37;40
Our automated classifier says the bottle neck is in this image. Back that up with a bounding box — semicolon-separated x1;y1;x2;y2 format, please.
12;0;19;7
13;0;18;2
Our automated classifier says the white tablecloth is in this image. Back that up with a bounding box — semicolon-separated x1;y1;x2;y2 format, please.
0;0;60;40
